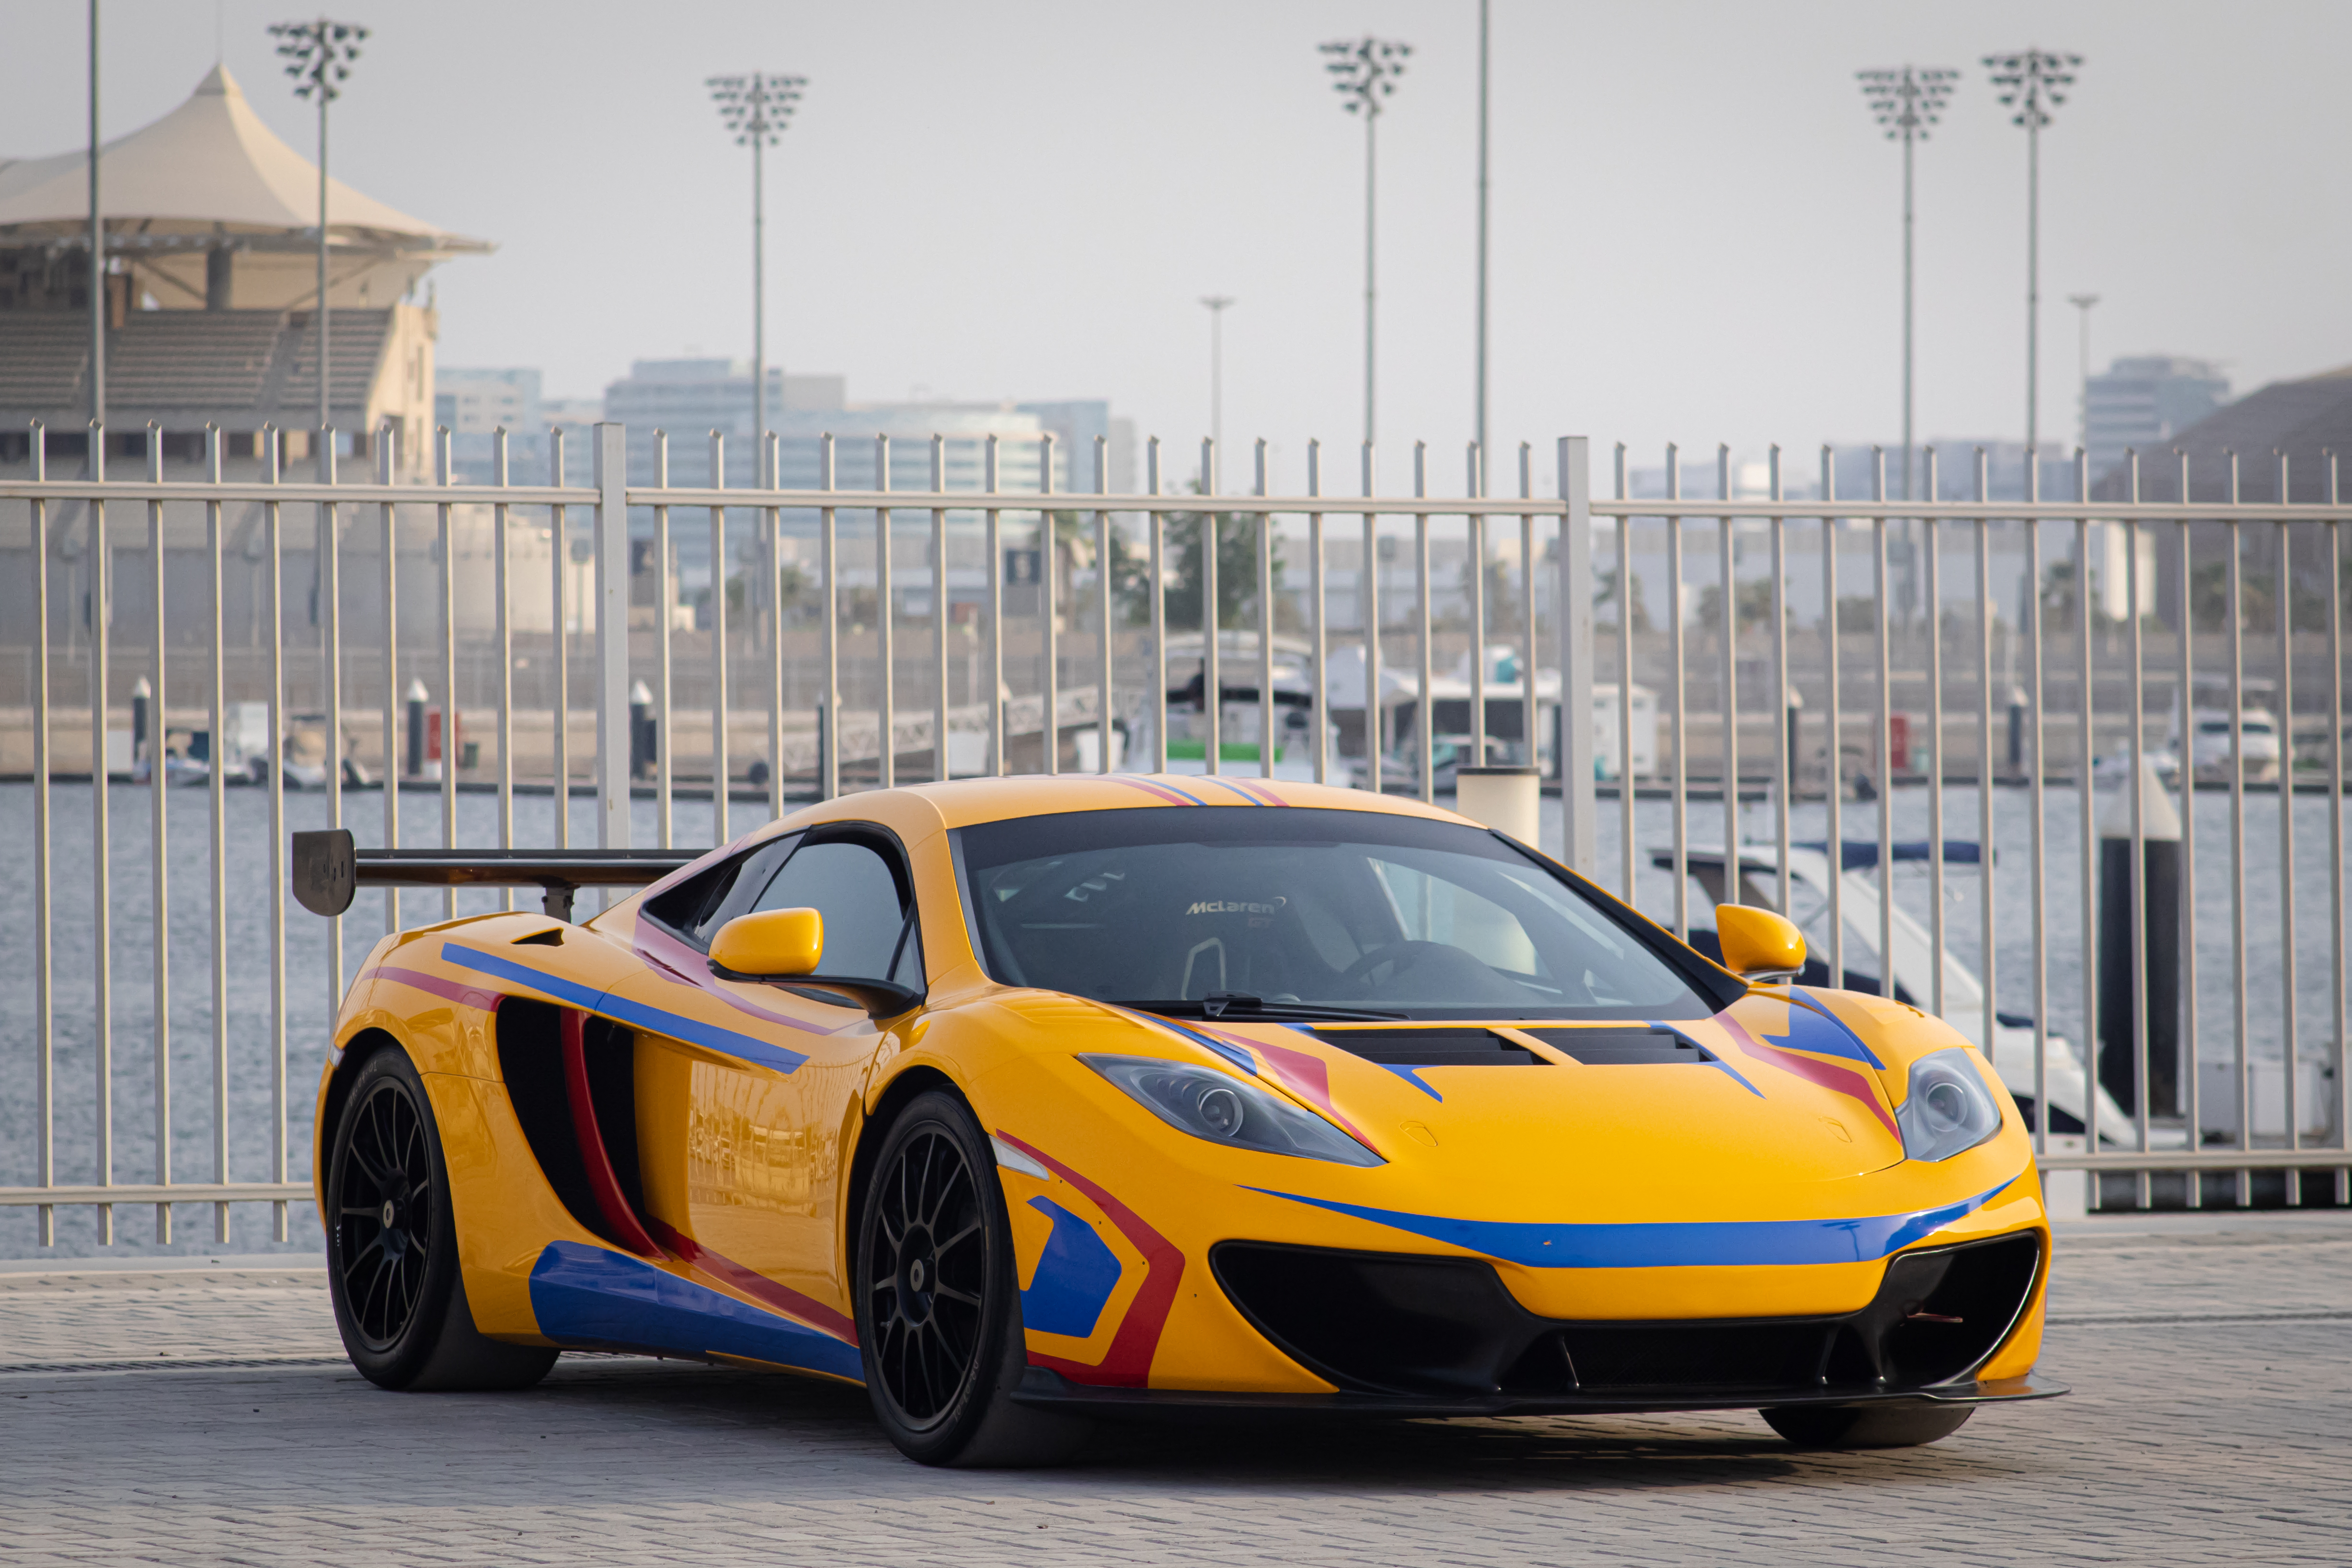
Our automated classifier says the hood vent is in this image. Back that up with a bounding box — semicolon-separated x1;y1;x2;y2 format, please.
1522;1027;1708;1065
1312;1028;1546;1066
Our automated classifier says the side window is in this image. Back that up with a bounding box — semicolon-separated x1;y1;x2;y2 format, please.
642;834;801;950
754;838;910;979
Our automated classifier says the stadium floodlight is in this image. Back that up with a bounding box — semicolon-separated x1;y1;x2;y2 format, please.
1856;65;1957;505
1982;48;2084;461
1200;296;1235;482
706;71;806;477
268;17;369;455
1320;36;1411;447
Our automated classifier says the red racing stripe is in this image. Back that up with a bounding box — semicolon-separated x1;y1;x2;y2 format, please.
645;1217;859;1345
995;1131;1185;1388
1242;1032;1380;1151
1716;1014;1900;1139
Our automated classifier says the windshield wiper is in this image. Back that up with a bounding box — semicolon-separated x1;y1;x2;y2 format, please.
1118;992;1405;1023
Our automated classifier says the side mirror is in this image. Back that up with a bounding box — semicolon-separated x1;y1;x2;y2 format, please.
709;907;824;978
1715;904;1806;984
707;906;924;1020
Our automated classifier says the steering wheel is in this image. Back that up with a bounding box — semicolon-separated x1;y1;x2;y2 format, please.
1340;940;1446;993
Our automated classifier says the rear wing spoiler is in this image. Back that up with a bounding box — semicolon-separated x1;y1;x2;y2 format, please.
290;829;698;922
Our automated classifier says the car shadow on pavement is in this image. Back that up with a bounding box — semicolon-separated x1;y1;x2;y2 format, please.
517;1359;2031;1493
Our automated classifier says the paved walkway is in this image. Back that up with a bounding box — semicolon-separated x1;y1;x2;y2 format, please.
3;1213;2349;1567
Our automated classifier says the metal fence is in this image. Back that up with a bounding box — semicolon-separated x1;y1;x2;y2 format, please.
2;420;2347;1246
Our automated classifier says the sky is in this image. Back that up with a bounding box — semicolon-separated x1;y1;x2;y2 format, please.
6;0;2349;492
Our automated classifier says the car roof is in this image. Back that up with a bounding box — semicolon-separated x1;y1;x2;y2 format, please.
895;773;1465;832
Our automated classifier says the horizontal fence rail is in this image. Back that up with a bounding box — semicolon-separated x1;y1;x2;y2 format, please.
3;420;2348;1247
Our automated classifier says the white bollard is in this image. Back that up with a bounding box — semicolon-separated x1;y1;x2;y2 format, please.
1454;765;1541;844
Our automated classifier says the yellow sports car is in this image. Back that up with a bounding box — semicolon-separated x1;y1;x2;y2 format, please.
298;775;2061;1466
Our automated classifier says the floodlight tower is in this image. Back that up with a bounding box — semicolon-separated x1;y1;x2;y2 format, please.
268;17;369;453
707;71;806;475
1320;36;1411;447
2068;292;2100;451
1984;47;2083;460
1200;296;1234;478
1856;65;1956;504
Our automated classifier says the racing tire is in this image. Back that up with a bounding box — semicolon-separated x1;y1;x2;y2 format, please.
326;1045;559;1393
855;1088;1092;1468
1762;1402;1974;1449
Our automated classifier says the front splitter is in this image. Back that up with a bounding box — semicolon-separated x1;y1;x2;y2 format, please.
1010;1366;2069;1422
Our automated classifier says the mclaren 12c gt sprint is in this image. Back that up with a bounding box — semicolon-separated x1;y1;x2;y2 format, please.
296;775;2063;1465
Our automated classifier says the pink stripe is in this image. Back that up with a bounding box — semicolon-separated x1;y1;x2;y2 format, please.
630;919;844;1037
1717;1014;1900;1139
1232;1031;1380;1152
1105;776;1202;807
1200;777;1274;805
1222;777;1289;806
364;965;501;1012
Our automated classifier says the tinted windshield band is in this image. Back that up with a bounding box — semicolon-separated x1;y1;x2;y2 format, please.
952;807;1736;1020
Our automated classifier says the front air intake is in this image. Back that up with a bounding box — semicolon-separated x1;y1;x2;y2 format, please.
1212;1231;2042;1402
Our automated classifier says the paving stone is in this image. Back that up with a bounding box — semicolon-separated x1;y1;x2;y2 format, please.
0;1217;2348;1565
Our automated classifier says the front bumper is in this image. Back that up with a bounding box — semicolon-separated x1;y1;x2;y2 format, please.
1013;1228;2062;1419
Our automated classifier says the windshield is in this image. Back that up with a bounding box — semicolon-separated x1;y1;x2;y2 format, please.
954;807;1727;1020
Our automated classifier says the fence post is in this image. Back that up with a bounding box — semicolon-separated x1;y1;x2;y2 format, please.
1556;436;1597;871
594;423;632;850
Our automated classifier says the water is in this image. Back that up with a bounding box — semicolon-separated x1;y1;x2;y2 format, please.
1559;781;2352;1086
5;775;2346;1259
0;782;703;1259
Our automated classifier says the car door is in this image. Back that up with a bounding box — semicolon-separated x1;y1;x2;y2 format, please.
605;824;923;1335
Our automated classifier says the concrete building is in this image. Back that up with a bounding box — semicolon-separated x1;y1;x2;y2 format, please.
2084;356;2230;488
435;368;600;484
0;64;487;476
2091;361;2352;626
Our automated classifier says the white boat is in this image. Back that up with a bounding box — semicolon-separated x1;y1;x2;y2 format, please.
1654;840;2160;1145
2169;708;2282;784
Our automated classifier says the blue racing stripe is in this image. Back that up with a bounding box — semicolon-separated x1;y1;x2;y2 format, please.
1646;1020;1764;1098
1778;994;1886;1068
440;943;809;1076
1243;1171;2024;1268
1110;1005;1258;1075
528;1241;860;1380
1145;777;1216;806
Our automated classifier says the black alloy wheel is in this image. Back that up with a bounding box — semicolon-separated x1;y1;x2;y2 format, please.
335;1072;435;1350
868;1121;988;1423
325;1046;557;1392
854;1089;1090;1467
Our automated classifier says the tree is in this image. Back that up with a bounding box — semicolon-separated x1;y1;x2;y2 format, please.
1160;489;1287;633
1043;509;1153;628
1692;577;1781;635
1594;566;1651;633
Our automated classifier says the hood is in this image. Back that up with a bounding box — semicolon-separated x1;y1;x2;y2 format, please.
1076;991;1912;1223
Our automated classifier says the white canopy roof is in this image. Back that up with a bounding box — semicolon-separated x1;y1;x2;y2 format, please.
0;63;486;255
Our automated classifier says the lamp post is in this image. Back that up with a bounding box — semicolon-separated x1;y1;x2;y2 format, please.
1320;36;1411;448
2068;292;2100;453
1474;0;1489;458
268;17;368;462
707;71;805;479
1856;65;1955;505
87;0;103;434
1199;296;1233;481
1984;48;2083;463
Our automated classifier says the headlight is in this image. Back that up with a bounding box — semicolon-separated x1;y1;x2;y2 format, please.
1080;1055;1383;1167
1897;1048;2004;1162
